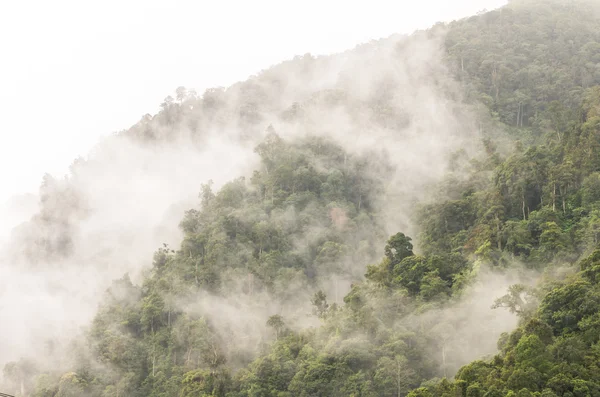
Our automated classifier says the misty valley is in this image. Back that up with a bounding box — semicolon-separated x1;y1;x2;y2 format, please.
3;0;600;396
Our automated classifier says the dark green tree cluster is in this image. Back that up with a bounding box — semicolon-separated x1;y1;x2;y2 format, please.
410;246;600;396
446;0;600;136
417;83;600;267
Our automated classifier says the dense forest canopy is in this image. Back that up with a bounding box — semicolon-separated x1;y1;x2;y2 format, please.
2;0;600;396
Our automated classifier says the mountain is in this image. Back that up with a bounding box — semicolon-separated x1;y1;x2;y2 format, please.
2;0;600;396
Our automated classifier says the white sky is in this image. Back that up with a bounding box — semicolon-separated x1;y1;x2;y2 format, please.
0;0;507;206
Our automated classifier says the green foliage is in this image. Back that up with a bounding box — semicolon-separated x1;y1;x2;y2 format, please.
422;248;600;395
385;232;414;266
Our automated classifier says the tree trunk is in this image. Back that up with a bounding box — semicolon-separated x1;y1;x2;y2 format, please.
186;347;192;365
492;64;499;100
442;342;447;378
560;185;567;213
211;344;219;367
396;360;402;397
152;353;156;377
496;214;502;250
520;103;524;127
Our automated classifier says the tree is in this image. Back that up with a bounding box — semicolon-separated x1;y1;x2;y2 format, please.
492;284;538;319
374;355;417;397
385;233;414;267
266;315;286;340
311;290;330;319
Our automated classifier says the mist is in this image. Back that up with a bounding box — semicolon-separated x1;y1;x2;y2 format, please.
0;133;257;367
0;5;523;392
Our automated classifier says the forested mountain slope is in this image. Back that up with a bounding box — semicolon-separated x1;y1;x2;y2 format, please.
3;0;600;396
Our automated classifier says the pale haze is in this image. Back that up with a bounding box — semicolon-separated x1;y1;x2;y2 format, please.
0;0;522;387
0;0;506;210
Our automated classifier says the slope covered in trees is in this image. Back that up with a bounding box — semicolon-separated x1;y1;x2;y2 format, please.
3;0;600;396
408;247;600;396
